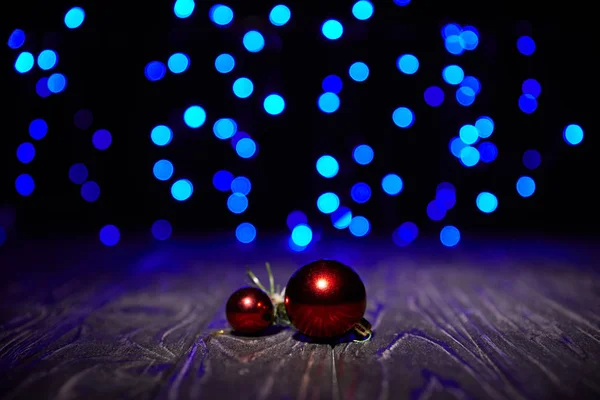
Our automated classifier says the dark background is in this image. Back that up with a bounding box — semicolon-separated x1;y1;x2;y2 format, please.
1;1;596;241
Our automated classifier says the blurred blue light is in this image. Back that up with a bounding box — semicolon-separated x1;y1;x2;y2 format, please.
442;65;464;85
171;179;194;201
152;220;172;241
213;118;237;139
168;53;190;74
227;193;248;214
29;119;48;140
236;138;257;158
322;19;343;40
516;176;536;197
518;94;537;114
74;109;94;130
270;5;291;26
353;144;374;165
243;31;265;52
263;94;285;115
317;192;340;214
523;149;541;170
288;236;307;252
427;200;446;221
349;216;370;237
442;23;461;38
517;36;535;56
213;170;234;191
476;192;498;213
440;226;460;247
233;77;254;98
424;86;444;107
15;52;34;73
174;0;195;18
522;78;541;98
475;116;494;138
81;181;100;202
236;222;257;244
449;137;467;158
0;227;5;247
291;224;313;246
16;173;35;196
381;173;403;195
99;225;120;246
397;54;419;75
69;163;88;184
460;28;479;50
183;105;206;128
151;125;173;146
92;129;112;150
392;107;415;128
444;35;465;55
459;124;479;145
436;186;456;210
392;222;418;246
286;210;307;230
351;182;371;204
478;142;498;163
352;1;374;20
393;0;411;6
461;76;481;95
456;86;475;106
349;62;369;82
322;75;342;93
318;92;340;113
316;155;339;178
64;7;85;29
37;50;58;70
36;77;51;98
460;146;480;167
215;53;235;73
47;73;67;93
153;160;174;181
331;207;352;229
17;142;35;164
209;4;234;26
563;124;584;145
145;61;166;81
8;29;26;49
231;176;251;195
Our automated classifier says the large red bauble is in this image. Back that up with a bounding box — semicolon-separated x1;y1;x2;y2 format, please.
284;259;367;338
226;287;274;334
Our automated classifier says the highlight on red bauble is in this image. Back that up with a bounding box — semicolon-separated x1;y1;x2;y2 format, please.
284;259;367;338
226;287;274;334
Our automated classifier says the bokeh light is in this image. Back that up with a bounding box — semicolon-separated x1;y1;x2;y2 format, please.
152;220;173;241
167;53;190;74
523;149;541;170
318;92;340;113
563;124;584;145
81;181;100;202
459;124;479;145
522;78;541;98
517;36;535;56
322;75;343;93
153;160;174;181
227;193;249;214
151;125;173;146
440;226;460;247
37;50;58;70
269;5;291;26
174;0;195;19
392;107;415;128
8;29;26;49
427;200;446;221
215;53;235;73
424;86;444;107
449;137;466;158
478;142;498;163
393;0;411;5
213;170;234;192
331;207;352;229
145;61;167;81
349;216;370;237
381;174;403;195
243;30;265;52
317;192;340;214
99;224;120;246
263;94;285;115
64;7;85;29
236;138;257;158
213;118;237;139
456;86;475;106
352;1;374;20
183;105;207;128
209;4;234;26
47;73;67;93
29;119;48;140
476;192;498;213
231;176;251;195
442;65;464;85
516;176;536;197
475;116;494;138
171;179;194;201
291;224;313;246
436;183;456;210
518;94;537;114
459;146;480;167
316;155;339;178
461;76;481;95
92;129;112;150
36;78;51;98
14;52;34;73
392;222;418;246
322;19;343;40
74;109;93;130
351;183;372;204
353;144;374;165
286;210;307;230
15;173;35;197
17;142;35;164
349;62;369;82
69;163;88;184
236;222;257;244
397;54;419;75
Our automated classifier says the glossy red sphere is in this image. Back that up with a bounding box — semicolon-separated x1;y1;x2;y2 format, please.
284;259;366;338
226;287;274;334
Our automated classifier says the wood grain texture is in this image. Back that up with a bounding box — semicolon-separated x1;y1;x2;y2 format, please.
1;240;599;400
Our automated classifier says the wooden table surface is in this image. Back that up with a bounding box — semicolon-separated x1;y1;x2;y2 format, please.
0;238;599;400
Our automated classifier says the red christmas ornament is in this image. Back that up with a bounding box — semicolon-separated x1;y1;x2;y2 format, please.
226;287;274;334
284;259;371;338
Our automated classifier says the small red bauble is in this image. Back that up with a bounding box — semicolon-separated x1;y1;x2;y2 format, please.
284;259;367;338
226;287;274;334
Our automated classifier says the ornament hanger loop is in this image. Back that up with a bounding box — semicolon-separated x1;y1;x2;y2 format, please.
352;317;372;343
